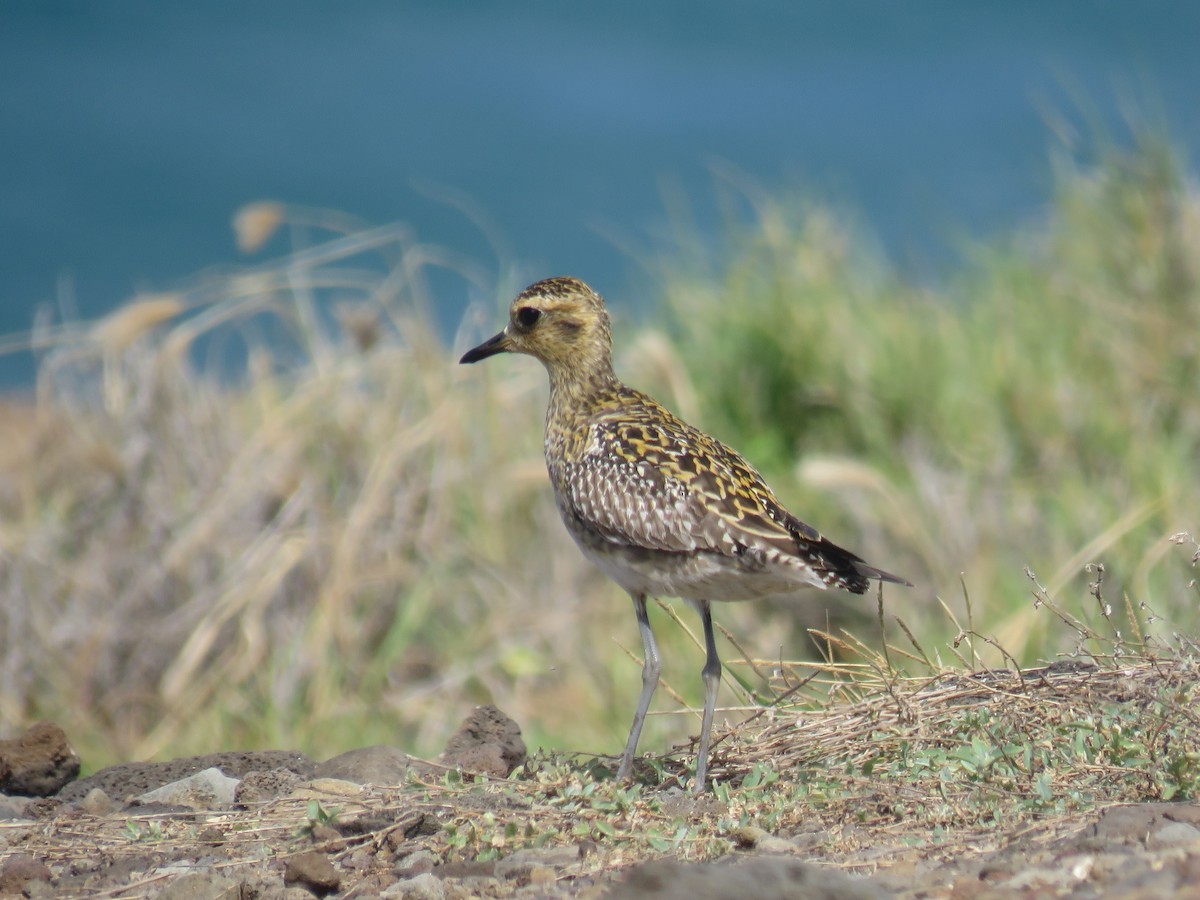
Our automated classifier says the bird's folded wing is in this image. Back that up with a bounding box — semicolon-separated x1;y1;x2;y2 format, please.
559;417;813;557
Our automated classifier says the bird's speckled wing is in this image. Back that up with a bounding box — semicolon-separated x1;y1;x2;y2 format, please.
556;394;822;560
548;385;909;593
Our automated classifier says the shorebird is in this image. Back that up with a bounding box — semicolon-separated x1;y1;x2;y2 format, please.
460;276;910;793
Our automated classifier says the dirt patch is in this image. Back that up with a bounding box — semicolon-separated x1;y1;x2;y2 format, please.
1;673;1198;898
2;780;1198;897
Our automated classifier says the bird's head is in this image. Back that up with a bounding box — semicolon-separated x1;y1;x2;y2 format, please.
459;277;614;378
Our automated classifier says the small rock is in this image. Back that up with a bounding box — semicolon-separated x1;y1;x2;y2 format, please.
25;881;59;900
237;870;288;899
293;777;365;797
316;745;423;785
394;849;439;877
155;871;241;900
344;848;375;871
438;705;526;778
382;872;445;899
0;854;52;895
284;850;341;895
79;787;116;816
435;860;497;879
21;797;61;819
196;825;227;845
235;767;306;805
1088;803;1169;846
1150;821;1200;848
0;722;81;796
135;767;240;809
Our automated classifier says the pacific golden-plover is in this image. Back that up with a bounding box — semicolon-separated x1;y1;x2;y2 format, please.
461;276;910;793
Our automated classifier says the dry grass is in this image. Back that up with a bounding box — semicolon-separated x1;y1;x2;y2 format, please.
0;207;604;765
650;137;1200;669
711;655;1200;799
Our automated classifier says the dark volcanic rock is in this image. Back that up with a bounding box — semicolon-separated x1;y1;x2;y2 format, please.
0;721;80;796
438;705;526;777
234;765;308;805
57;749;316;804
284;849;341;894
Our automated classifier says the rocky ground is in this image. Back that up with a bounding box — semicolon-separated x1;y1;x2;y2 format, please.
2;703;1200;898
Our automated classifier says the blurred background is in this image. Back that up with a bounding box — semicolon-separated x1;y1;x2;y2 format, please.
3;1;1198;384
2;2;1198;770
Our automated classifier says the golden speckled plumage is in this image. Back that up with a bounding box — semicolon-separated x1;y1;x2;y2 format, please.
548;382;886;597
461;276;909;793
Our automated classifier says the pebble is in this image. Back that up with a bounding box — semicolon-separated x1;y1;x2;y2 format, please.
79;787;116;816
135;767;240;809
284;850;341;894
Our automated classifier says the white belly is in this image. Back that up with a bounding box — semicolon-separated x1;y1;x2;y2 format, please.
577;537;829;603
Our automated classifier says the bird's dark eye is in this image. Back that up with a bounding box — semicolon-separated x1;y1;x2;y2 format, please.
515;306;541;329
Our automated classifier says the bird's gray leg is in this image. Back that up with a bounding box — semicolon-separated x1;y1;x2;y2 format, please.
618;592;661;779
693;599;721;794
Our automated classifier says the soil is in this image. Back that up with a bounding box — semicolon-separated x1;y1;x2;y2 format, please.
2;707;1199;898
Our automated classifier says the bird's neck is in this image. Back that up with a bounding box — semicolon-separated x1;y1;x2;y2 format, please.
545;357;621;425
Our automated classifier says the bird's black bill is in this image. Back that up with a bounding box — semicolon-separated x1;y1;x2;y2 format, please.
459;330;510;364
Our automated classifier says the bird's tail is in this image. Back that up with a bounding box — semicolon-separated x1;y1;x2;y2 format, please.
853;561;913;588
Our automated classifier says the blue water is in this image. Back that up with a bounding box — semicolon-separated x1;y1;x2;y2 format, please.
2;1;1198;385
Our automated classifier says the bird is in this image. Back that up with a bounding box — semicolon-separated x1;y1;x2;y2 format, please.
460;276;910;793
